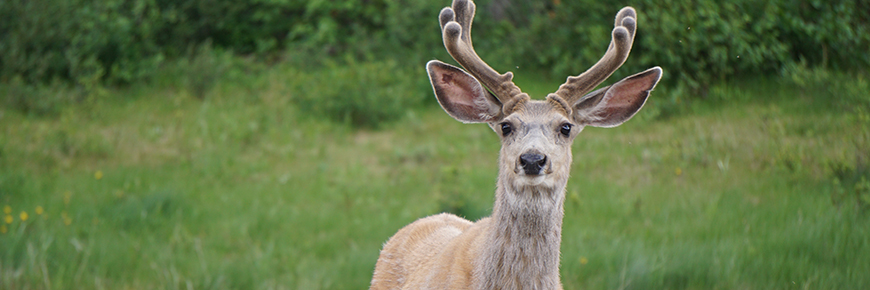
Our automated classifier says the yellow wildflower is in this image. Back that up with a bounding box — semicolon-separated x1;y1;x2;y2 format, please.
62;211;71;225
35;206;44;215
19;211;28;222
3;205;10;214
0;224;6;234
580;257;588;265
675;167;683;176
94;170;103;180
64;191;72;205
4;215;12;224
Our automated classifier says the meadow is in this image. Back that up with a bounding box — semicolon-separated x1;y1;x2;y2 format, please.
1;61;869;289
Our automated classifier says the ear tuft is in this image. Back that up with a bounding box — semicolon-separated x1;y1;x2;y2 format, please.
572;67;662;127
427;60;503;123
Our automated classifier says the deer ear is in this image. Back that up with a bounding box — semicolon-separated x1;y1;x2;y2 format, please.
572;67;662;128
427;60;503;123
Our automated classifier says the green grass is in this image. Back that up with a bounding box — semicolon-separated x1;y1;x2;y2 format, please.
1;64;869;289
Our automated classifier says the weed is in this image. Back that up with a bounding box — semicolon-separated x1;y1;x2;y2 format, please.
782;64;870;214
0;77;81;117
185;42;231;100
292;59;427;129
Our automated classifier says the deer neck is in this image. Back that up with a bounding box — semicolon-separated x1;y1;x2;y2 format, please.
476;171;567;289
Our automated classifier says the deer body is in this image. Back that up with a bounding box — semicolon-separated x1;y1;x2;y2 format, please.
371;1;662;289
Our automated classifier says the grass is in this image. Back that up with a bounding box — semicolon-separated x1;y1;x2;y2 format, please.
1;62;869;289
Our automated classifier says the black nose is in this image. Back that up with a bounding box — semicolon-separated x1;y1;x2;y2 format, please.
519;153;547;175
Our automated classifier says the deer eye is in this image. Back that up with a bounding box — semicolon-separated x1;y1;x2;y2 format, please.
500;122;513;137
559;123;573;137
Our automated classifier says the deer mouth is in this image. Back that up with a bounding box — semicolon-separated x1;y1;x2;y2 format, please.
514;164;554;186
522;174;547;186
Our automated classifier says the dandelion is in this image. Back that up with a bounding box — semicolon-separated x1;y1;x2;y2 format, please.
675;167;683;176
35;206;44;215
0;225;6;234
4;215;12;224
580;257;588;265
64;191;72;205
3;205;10;214
62;211;72;226
19;211;28;222
94;170;103;180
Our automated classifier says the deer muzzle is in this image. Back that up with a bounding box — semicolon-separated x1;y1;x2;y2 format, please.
519;152;547;176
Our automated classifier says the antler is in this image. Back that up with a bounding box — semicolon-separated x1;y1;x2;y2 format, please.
439;0;525;104
553;7;638;103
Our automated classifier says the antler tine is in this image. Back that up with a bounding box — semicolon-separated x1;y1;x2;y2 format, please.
440;0;524;104
554;7;638;103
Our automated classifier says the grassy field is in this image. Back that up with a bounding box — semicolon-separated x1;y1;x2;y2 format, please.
1;63;869;289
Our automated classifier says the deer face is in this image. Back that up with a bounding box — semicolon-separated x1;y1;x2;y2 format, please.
493;99;577;188
427;61;661;188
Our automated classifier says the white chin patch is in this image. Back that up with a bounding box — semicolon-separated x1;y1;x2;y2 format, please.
518;175;548;186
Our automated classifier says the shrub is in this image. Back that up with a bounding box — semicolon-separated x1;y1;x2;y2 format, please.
291;59;428;129
0;0;165;85
183;42;231;100
0;77;81;117
493;0;868;95
1;0;868;112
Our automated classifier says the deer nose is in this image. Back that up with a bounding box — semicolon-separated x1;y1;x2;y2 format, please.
519;153;547;175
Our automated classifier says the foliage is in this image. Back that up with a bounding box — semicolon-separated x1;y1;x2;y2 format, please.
498;0;869;95
183;42;232;100
0;77;82;117
780;0;870;69
0;0;165;85
0;0;440;84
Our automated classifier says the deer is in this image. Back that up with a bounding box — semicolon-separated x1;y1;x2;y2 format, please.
370;0;661;289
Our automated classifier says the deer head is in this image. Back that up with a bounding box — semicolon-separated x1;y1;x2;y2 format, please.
427;0;662;191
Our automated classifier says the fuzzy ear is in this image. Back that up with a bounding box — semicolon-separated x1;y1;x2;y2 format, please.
427;60;503;123
572;67;662;127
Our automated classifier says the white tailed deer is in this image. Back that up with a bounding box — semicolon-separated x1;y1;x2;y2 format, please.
371;0;661;289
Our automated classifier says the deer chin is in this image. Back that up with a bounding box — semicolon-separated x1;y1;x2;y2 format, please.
520;174;547;186
512;171;559;188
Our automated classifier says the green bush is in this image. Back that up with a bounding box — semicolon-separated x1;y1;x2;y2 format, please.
0;77;81;117
183;42;232;100
493;0;868;95
1;0;868;112
780;0;870;70
0;0;165;85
